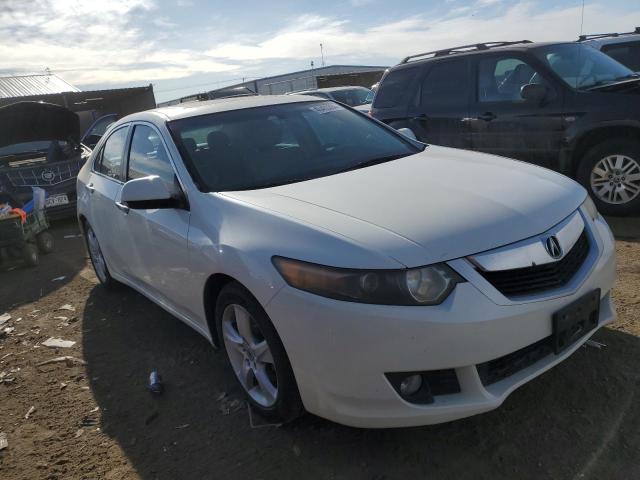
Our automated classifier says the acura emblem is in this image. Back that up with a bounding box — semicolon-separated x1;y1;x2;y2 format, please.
544;235;563;259
41;169;55;182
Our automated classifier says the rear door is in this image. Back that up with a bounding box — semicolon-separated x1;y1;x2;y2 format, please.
468;53;566;168
405;58;472;148
116;123;193;315
87;125;129;275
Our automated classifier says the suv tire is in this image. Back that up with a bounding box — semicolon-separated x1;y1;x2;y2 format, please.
577;138;640;216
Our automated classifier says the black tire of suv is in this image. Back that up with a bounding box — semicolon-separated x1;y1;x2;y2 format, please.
577;138;640;216
215;282;303;424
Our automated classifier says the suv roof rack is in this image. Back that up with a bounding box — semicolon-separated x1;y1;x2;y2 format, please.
400;40;533;64
578;27;640;41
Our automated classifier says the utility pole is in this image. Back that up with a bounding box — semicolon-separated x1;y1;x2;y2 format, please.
320;43;325;67
310;60;316;88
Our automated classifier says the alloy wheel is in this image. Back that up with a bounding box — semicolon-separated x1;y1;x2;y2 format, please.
590;154;640;205
221;303;278;407
86;227;108;283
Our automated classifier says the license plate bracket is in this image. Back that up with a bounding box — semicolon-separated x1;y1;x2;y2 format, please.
552;289;600;354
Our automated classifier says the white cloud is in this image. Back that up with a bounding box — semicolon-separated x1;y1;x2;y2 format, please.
206;2;640;64
0;0;237;85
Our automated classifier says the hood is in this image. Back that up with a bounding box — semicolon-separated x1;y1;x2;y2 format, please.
224;146;586;267
0;101;80;148
587;77;640;94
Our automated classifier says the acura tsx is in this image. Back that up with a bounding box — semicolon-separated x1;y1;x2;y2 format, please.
77;95;616;428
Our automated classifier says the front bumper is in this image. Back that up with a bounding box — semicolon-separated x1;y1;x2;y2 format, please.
265;215;617;428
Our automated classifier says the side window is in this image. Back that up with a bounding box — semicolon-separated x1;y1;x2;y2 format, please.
97;127;128;180
127;124;175;184
601;42;640;72
478;57;547;102
420;60;469;108
373;66;420;108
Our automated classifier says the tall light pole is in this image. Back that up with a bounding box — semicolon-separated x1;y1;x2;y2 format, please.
320;43;325;67
310;60;316;88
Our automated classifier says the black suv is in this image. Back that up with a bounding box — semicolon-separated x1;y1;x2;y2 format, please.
371;41;640;216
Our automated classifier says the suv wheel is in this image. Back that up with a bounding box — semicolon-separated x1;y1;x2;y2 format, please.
215;282;303;423
577;138;640;216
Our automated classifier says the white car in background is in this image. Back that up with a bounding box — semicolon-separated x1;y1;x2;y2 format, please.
77;95;616;428
294;86;374;112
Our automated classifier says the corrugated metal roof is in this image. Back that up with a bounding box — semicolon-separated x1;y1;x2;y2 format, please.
0;74;80;99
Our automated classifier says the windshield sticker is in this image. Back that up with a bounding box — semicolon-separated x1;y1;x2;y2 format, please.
309;103;342;114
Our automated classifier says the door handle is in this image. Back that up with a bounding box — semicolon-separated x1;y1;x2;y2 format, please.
115;201;130;214
86;183;95;193
477;112;497;122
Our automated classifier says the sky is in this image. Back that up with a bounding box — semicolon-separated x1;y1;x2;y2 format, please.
1;0;640;103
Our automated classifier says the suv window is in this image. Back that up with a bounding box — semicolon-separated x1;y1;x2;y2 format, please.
601;41;640;72
374;67;419;108
96;127;127;180
128;124;175;184
478;57;546;102
420;60;469;107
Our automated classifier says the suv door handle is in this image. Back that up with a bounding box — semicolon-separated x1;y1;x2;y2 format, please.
477;112;497;122
115;201;130;214
86;183;95;193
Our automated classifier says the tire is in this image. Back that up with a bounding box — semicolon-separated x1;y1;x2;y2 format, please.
215;282;303;423
22;244;39;267
84;224;119;289
37;231;54;254
577;138;640;216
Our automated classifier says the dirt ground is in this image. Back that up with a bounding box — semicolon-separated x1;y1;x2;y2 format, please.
0;217;638;480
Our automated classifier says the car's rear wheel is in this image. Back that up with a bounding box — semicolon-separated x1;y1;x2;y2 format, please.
577;138;640;216
85;224;118;288
215;282;303;423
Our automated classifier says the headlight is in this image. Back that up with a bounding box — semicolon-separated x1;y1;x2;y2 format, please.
582;195;599;221
272;256;463;305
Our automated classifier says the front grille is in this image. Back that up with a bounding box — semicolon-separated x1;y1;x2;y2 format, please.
4;158;83;187
477;336;553;386
477;230;590;297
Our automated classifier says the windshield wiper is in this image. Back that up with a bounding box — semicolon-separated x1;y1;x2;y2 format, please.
584;74;640;90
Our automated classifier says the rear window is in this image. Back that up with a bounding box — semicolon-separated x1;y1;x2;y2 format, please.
373;67;420;108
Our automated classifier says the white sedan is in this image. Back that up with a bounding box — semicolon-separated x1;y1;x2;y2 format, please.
77;95;616;428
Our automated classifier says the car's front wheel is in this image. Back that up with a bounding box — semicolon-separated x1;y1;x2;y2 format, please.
84;224;118;289
578;138;640;216
215;282;303;423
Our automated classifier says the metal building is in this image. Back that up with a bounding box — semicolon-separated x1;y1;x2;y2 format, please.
158;64;387;107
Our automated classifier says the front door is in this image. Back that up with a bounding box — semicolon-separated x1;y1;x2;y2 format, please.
406;58;472;149
116;123;193;315
468;54;566;169
87;125;129;276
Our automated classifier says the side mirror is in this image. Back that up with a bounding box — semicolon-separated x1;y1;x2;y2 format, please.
520;83;547;102
120;175;184;210
397;127;417;141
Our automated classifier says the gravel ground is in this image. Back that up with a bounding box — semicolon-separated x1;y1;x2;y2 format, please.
0;217;638;480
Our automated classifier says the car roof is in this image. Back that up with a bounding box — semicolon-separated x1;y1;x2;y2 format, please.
582;34;640;47
124;95;320;122
303;86;370;93
392;41;572;70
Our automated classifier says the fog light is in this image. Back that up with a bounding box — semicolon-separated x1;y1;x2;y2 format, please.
399;374;422;396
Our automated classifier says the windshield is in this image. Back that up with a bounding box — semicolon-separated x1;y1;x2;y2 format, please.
533;43;635;89
0;141;51;158
168;101;419;192
330;88;373;106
